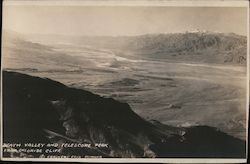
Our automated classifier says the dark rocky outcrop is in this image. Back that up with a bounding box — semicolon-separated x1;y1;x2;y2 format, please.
2;71;246;158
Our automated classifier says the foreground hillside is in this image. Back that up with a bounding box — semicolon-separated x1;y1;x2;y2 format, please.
3;71;246;158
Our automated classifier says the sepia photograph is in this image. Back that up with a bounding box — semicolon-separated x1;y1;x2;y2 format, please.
1;0;249;163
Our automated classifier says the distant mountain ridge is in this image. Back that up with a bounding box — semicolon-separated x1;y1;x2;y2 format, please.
20;31;247;64
74;32;247;64
2;30;95;71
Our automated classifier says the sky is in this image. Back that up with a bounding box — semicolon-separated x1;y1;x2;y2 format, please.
3;5;248;36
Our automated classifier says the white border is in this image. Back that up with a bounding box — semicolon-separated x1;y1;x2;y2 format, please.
0;2;5;162
2;0;250;7
246;1;249;161
1;0;249;163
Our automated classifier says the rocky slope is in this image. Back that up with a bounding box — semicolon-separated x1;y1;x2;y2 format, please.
3;71;246;158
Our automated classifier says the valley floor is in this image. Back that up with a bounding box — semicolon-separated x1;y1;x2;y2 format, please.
4;45;247;140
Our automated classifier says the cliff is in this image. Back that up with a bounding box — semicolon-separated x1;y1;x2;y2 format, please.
2;71;246;158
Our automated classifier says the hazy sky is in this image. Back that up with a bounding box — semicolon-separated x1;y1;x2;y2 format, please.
3;6;248;36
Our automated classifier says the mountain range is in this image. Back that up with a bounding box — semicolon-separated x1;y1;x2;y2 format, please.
23;31;247;64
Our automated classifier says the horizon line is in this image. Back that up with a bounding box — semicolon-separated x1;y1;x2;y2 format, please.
3;28;247;38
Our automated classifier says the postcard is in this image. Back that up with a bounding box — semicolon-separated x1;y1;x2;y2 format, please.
1;0;249;163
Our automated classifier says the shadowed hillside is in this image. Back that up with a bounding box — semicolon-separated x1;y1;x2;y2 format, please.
3;71;246;158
